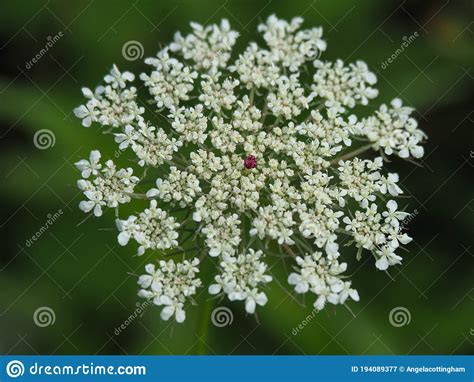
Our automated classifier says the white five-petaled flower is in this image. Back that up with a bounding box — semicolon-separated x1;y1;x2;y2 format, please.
383;200;409;228
75;150;101;178
375;246;403;271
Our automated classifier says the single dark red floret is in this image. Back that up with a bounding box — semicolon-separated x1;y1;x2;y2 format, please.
244;155;257;169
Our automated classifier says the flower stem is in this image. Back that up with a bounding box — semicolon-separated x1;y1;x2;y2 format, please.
196;296;214;354
128;192;148;199
330;144;373;165
283;244;297;258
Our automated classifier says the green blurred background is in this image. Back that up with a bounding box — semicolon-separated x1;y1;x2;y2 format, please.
0;0;473;355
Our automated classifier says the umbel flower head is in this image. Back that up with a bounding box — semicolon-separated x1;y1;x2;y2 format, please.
73;15;426;322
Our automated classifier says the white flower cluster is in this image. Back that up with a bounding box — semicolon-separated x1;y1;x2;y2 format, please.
338;157;402;208
258;15;326;71
359;98;426;158
209;249;272;314
312;59;378;110
74;65;144;127
117;200;180;256
288;251;359;311
343;200;412;270
75;150;139;217
114;118;182;167
73;15;425;323
170;19;239;70
147;167;201;208
138;258;201;323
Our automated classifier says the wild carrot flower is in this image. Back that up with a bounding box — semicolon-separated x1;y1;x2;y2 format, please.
73;15;425;323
